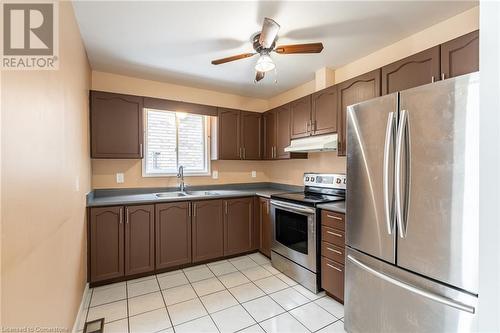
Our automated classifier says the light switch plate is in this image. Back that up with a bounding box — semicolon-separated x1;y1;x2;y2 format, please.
212;170;219;179
251;171;257;178
116;173;124;183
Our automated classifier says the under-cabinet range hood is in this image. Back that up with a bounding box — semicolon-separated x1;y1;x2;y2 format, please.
284;134;338;153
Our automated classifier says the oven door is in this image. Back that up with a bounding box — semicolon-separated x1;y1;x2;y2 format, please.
270;200;317;272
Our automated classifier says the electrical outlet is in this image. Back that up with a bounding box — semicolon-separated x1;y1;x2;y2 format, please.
116;173;124;183
212;170;219;179
251;171;257;178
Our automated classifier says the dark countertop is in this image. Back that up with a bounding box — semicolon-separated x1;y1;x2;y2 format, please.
317;201;346;214
87;182;302;207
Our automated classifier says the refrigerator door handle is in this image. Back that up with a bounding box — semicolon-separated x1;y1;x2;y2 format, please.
383;111;395;235
347;255;475;314
395;109;408;238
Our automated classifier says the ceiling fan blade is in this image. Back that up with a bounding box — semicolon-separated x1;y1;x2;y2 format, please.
211;53;256;65
274;43;324;54
255;71;265;82
259;17;280;49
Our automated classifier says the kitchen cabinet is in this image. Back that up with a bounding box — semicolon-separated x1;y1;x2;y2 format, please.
155;202;192;270
441;30;479;80
381;46;440;95
312;85;338;136
125;205;155;276
337;69;381;156
320;210;345;303
259;197;272;257
223;197;253;256
241;111;262;160
89;206;124;283
192;199;224;263
290;95;312;139
217;108;241;160
90;91;144;159
263;110;276;160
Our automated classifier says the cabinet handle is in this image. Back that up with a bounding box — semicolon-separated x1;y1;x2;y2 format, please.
119;208;123;224
139;143;143;158
225;201;228;215
125;207;129;224
273;146;276;159
243;147;246;160
431;76;435;83
326;247;343;255
327;263;343;272
193;203;196;217
441;73;445;80
327;214;343;221
327;230;343;238
306;121;310;135
188;203;191;217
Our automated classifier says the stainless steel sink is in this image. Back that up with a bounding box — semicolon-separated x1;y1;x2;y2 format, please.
155;192;190;198
186;191;220;196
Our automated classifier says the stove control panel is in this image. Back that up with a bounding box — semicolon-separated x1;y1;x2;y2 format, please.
304;173;346;189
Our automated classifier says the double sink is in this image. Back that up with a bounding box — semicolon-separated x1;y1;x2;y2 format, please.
155;190;238;198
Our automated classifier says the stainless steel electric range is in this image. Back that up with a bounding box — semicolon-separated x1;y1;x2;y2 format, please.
270;173;346;293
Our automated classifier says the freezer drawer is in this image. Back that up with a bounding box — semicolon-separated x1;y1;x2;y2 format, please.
345;248;477;333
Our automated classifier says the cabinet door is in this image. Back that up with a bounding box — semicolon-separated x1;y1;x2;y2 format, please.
381;46;440;95
259;197;272;258
156;202;192;270
90;206;124;283
312;85;338;136
321;257;344;303
224;197;253;256
441;30;479;79
192;200;224;263
290;95;312;139
263;110;276;160
90;91;144;159
241;111;262;160
218;108;241;160
125;205;155;276
337;69;381;156
275;105;292;159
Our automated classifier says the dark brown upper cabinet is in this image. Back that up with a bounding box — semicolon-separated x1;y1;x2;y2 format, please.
381;46;440;95
89;206;124;283
312;85;338;136
241;111;263;160
192;200;224;263
223;197;253;256
125;205;155;276
90;91;144;159
259;197;272;258
337;69;381;156
290;95;312;139
263;110;276;160
217;108;241;160
441;30;479;80
274;105;308;160
155;202;192;270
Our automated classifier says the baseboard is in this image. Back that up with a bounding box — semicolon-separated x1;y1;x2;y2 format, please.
72;283;90;333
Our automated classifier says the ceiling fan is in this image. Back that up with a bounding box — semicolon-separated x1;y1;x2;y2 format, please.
211;17;324;82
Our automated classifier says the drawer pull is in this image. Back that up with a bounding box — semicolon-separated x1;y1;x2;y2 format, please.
327;230;343;238
326;263;342;272
326;247;342;255
327;214;343;221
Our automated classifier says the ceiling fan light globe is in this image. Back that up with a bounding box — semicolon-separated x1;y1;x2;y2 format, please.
255;54;275;72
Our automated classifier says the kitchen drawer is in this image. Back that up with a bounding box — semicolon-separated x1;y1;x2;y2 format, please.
322;226;345;247
321;256;344;302
321;210;345;231
321;241;345;264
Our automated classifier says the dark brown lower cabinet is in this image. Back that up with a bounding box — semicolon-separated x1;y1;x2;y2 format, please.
224;197;253;256
125;205;155;276
90;206;124;283
321;257;345;303
156;202;192;270
321;210;345;303
192;200;224;263
259;197;272;257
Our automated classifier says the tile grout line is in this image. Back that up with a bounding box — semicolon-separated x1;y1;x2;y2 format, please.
125;278;130;333
155;274;176;333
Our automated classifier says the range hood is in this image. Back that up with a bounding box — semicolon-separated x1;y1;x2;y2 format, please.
284;133;338;153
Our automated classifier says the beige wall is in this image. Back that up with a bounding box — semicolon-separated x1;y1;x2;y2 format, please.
1;2;91;330
91;6;478;188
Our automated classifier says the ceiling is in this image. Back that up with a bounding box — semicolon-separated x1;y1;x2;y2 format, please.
73;1;476;98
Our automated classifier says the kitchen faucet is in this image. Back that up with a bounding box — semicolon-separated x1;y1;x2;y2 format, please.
177;165;186;192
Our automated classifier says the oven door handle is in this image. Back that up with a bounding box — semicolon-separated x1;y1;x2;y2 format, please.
270;200;316;215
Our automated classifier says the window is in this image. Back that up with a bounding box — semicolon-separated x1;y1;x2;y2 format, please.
143;109;209;176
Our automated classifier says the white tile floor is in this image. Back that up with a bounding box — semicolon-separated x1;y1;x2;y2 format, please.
77;253;346;333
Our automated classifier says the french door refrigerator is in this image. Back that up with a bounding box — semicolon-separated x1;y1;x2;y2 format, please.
345;72;479;333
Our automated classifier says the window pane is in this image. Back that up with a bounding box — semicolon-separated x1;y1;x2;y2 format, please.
146;110;177;174
178;114;206;172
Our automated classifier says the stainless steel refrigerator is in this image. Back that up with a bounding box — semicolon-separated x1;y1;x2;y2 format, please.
345;73;479;332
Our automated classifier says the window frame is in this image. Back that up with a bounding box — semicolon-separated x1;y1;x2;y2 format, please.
142;108;211;177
